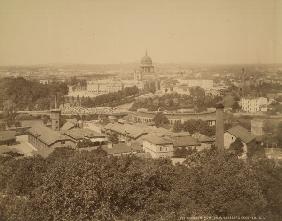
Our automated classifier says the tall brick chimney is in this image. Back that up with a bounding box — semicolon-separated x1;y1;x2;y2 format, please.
216;103;224;151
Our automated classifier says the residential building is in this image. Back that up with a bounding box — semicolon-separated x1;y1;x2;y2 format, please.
104;123;147;143
142;134;174;158
240;97;268;113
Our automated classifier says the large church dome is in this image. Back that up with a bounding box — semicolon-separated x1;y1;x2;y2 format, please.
141;51;153;66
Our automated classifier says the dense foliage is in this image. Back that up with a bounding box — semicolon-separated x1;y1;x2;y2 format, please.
173;119;215;136
0;147;281;220
80;86;139;107
0;77;68;111
153;112;169;127
229;138;244;156
130;90;222;111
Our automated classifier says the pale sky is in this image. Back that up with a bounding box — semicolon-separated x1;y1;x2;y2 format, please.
0;0;282;65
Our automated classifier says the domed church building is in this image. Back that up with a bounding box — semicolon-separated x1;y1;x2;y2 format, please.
140;51;154;73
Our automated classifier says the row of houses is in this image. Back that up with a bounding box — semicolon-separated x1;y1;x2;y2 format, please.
104;122;215;158
103;120;261;159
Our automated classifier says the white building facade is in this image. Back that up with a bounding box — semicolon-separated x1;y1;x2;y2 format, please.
142;136;174;158
240;97;268;113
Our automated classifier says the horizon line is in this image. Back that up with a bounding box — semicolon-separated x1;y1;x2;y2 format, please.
0;61;282;68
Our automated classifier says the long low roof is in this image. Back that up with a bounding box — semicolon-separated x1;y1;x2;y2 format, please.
63;128;105;140
105;123;147;139
28;125;74;146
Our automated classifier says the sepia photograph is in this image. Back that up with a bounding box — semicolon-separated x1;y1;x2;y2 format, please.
0;0;282;220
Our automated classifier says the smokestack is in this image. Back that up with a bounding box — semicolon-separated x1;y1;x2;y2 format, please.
54;95;57;109
216;103;224;151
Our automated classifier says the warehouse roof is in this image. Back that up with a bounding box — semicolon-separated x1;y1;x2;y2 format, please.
105;123;147;139
63;128;105;140
28;125;74;146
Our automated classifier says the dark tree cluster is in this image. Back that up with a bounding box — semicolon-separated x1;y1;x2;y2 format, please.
143;81;157;93
173;119;215;136
0;77;68;111
130;89;222;112
153;112;170;127
174;147;197;158
80;86;139;107
76;139;102;148
0;148;281;220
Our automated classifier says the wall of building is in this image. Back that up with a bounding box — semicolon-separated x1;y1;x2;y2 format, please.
28;134;48;149
240;97;268;113
142;140;173;158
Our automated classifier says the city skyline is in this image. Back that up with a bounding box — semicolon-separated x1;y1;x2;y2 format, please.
0;0;282;66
